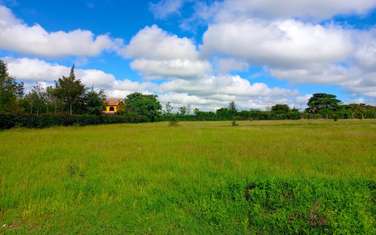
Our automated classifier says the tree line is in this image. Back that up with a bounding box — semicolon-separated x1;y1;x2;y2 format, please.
1;59;376;129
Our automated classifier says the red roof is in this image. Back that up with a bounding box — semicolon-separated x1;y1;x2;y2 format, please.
105;98;121;106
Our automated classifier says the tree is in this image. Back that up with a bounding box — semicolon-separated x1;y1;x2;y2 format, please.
84;89;105;115
271;104;290;114
0;60;24;112
229;101;237;115
54;65;85;115
124;92;162;121
165;102;173;115
179;106;187;116
216;108;232;119
306;93;341;118
24;84;48;115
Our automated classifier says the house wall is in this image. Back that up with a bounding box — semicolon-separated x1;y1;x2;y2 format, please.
105;105;118;113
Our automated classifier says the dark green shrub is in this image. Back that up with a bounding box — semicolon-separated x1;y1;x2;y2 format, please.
232;118;239;126
0;112;150;129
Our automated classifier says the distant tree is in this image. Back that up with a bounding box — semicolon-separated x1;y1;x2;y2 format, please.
216;108;232;119
54;65;85;115
165;102;173;115
179;106;187;116
306;93;341;118
124;92;162;121
229;101;237;114
46;86;61;114
0;60;24;112
271;104;290;114
24;84;48;115
84;89;105;115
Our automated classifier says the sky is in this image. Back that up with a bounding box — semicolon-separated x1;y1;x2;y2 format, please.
1;0;376;111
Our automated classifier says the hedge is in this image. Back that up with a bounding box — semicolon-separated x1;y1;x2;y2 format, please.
0;113;149;129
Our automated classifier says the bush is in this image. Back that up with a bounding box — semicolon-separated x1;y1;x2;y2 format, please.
0;112;149;129
231;119;239;126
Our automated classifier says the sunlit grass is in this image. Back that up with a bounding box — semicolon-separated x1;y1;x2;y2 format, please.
0;120;375;233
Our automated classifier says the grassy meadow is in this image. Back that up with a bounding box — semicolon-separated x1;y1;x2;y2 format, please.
0;120;376;234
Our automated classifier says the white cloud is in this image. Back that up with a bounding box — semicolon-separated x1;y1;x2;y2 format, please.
4;57;115;88
130;59;210;79
5;57;69;81
201;19;352;68
200;0;376;22
123;25;210;79
216;58;249;74
158;74;304;110
149;0;185;19
0;5;121;57
199;15;376;98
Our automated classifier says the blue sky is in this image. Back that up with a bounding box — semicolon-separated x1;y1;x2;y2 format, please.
1;0;376;110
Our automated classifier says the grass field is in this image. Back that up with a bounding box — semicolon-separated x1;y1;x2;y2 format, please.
1;120;376;234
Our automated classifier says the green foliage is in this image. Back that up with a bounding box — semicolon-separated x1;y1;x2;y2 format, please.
0;60;24;112
271;104;290;114
123;92;162;122
178;106;187;116
83;89;105;115
53;65;86;115
22;84;48;115
306;93;341;117
0;112;148;129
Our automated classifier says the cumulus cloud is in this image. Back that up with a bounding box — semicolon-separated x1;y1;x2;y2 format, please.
122;25;210;79
158;75;305;110
200;15;376;98
199;0;376;22
216;58;249;74
3;57;115;88
0;5;121;57
201;19;352;67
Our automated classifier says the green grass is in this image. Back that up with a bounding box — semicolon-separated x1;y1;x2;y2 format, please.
0;120;376;234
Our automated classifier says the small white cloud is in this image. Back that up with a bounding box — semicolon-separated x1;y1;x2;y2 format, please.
149;0;185;19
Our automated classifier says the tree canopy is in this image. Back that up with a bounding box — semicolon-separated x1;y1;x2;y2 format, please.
53;65;86;115
123;93;162;121
306;93;341;117
0;60;23;112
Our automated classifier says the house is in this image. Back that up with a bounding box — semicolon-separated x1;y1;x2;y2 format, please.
104;98;122;114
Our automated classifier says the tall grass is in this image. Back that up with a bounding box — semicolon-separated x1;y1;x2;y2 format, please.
0;120;375;233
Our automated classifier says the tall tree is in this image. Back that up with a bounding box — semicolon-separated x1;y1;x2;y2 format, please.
306;93;341;118
0;60;23;112
124;93;162;121
229;101;237;115
54;65;85;115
